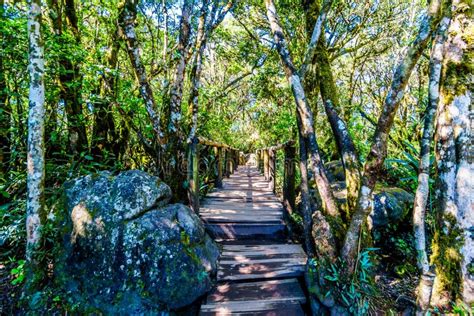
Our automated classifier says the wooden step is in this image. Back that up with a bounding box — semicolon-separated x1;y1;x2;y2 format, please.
200;209;283;216
205;279;306;304
199;165;308;316
201;201;282;210
201;279;306;315
205;223;286;240
217;244;307;281
201;204;283;213
202;215;282;223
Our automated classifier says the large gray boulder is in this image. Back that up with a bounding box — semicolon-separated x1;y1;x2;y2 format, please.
308;180;413;229
369;187;414;228
55;170;219;314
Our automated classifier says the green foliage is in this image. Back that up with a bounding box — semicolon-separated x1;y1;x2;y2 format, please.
10;259;25;285
308;248;379;314
2;0;461;312
384;140;435;191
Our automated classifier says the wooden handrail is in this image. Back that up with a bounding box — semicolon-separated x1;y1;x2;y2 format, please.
258;140;295;151
255;140;296;213
188;136;241;214
197;136;238;151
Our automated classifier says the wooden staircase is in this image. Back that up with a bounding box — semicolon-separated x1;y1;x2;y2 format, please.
199;165;307;315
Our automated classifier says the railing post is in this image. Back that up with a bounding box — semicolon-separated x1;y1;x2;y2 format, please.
187;136;200;214
283;142;296;212
234;150;238;171
263;149;269;180
269;148;276;193
216;146;223;188
224;148;230;177
230;150;235;173
255;150;260;169
213;146;222;188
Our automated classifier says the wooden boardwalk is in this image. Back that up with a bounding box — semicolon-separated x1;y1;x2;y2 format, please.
199;165;307;315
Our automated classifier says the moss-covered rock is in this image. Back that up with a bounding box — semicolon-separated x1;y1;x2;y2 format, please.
309;181;413;229
55;170;219;314
369;187;414;229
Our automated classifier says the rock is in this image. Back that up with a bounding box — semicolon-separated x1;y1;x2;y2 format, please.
309;180;413;229
369;187;414;229
55;170;219;314
325;160;345;182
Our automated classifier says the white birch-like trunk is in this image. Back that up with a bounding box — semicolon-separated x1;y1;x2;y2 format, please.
431;1;473;306
414;10;451;314
26;0;46;293
265;0;340;221
168;0;192;137
342;0;442;271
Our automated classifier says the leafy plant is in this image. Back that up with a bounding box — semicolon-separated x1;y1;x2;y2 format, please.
10;259;25;285
308;248;379;315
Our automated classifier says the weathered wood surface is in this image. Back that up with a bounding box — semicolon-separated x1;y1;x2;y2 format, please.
199;165;307;315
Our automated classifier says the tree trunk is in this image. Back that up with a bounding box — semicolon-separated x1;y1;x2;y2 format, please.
414;6;451;313
302;0;360;218
317;38;361;214
265;0;340;222
91;25;120;160
167;0;192;140
25;0;46;295
187;0;235;142
430;0;473;307
119;0;162;141
187;1;209;143
341;0;443;272
47;0;88;157
296;116;316;256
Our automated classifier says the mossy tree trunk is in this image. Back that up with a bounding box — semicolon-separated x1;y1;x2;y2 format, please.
414;4;452;313
430;0;473;308
91;25;121;160
187;0;235;143
47;0;89;157
342;0;443;272
265;0;339;259
119;0;162;142
167;0;192;143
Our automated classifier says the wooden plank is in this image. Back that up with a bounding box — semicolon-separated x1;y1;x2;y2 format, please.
222;244;306;256
201;216;282;224
201;204;282;209
200;301;305;316
206;279;305;303
203;197;281;204
207;191;276;197
219;257;306;265
200;300;304;313
200;209;283;216
201;201;282;208
205;223;286;240
199;165;308;316
217;260;305;281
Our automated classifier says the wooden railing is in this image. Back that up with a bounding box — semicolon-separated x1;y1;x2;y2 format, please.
256;141;296;213
187;136;241;214
187;137;296;216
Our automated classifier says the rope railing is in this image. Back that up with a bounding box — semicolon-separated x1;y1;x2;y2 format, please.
255;140;296;213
